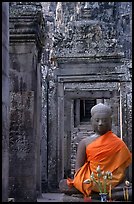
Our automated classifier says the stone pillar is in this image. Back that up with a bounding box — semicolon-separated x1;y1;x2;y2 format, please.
9;3;45;202
2;2;9;202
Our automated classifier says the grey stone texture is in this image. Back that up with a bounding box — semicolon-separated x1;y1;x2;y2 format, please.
2;2;9;202
9;2;45;202
4;2;132;201
116;2;132;60
41;2;132;192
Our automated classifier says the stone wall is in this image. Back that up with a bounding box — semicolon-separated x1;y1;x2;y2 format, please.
116;2;132;60
9;2;45;201
41;2;132;190
116;2;132;152
3;1;132;199
2;2;9;202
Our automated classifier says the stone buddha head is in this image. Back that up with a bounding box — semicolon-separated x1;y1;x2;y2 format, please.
91;103;112;135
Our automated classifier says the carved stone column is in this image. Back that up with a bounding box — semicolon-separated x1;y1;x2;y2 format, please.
9;3;45;201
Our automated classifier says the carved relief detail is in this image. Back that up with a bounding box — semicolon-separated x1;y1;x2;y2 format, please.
52;2;122;57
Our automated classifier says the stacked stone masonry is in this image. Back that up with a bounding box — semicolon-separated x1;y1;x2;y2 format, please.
2;2;132;202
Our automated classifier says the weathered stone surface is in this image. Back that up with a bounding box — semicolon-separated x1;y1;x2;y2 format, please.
116;2;132;59
9;2;46;61
9;92;36;201
9;2;45;201
40;2;132;191
9;43;37;92
53;3;123;58
2;2;9;202
2;1;132;201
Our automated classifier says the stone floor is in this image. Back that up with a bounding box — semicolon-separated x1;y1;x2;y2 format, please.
37;193;102;202
37;193;132;202
37;193;64;202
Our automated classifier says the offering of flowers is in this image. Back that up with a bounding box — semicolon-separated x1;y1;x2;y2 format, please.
83;165;112;200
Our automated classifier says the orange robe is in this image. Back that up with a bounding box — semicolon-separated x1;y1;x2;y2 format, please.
67;131;132;197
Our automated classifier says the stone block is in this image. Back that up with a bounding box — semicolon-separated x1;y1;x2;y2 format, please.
9;179;36;202
9;153;36;176
9;176;36;191
9;91;36;201
2;49;9;77
9;44;36;73
2;74;9;104
2;104;9;155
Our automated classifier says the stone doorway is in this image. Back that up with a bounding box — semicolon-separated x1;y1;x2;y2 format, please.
57;80;121;180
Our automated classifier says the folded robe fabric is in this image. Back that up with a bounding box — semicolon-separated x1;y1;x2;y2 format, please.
67;131;132;197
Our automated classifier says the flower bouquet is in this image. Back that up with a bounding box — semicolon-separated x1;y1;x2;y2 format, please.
83;165;113;202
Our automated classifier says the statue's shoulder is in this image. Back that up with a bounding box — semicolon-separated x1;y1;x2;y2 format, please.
84;133;100;147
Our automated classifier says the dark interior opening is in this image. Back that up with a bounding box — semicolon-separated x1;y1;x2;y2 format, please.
80;99;96;122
